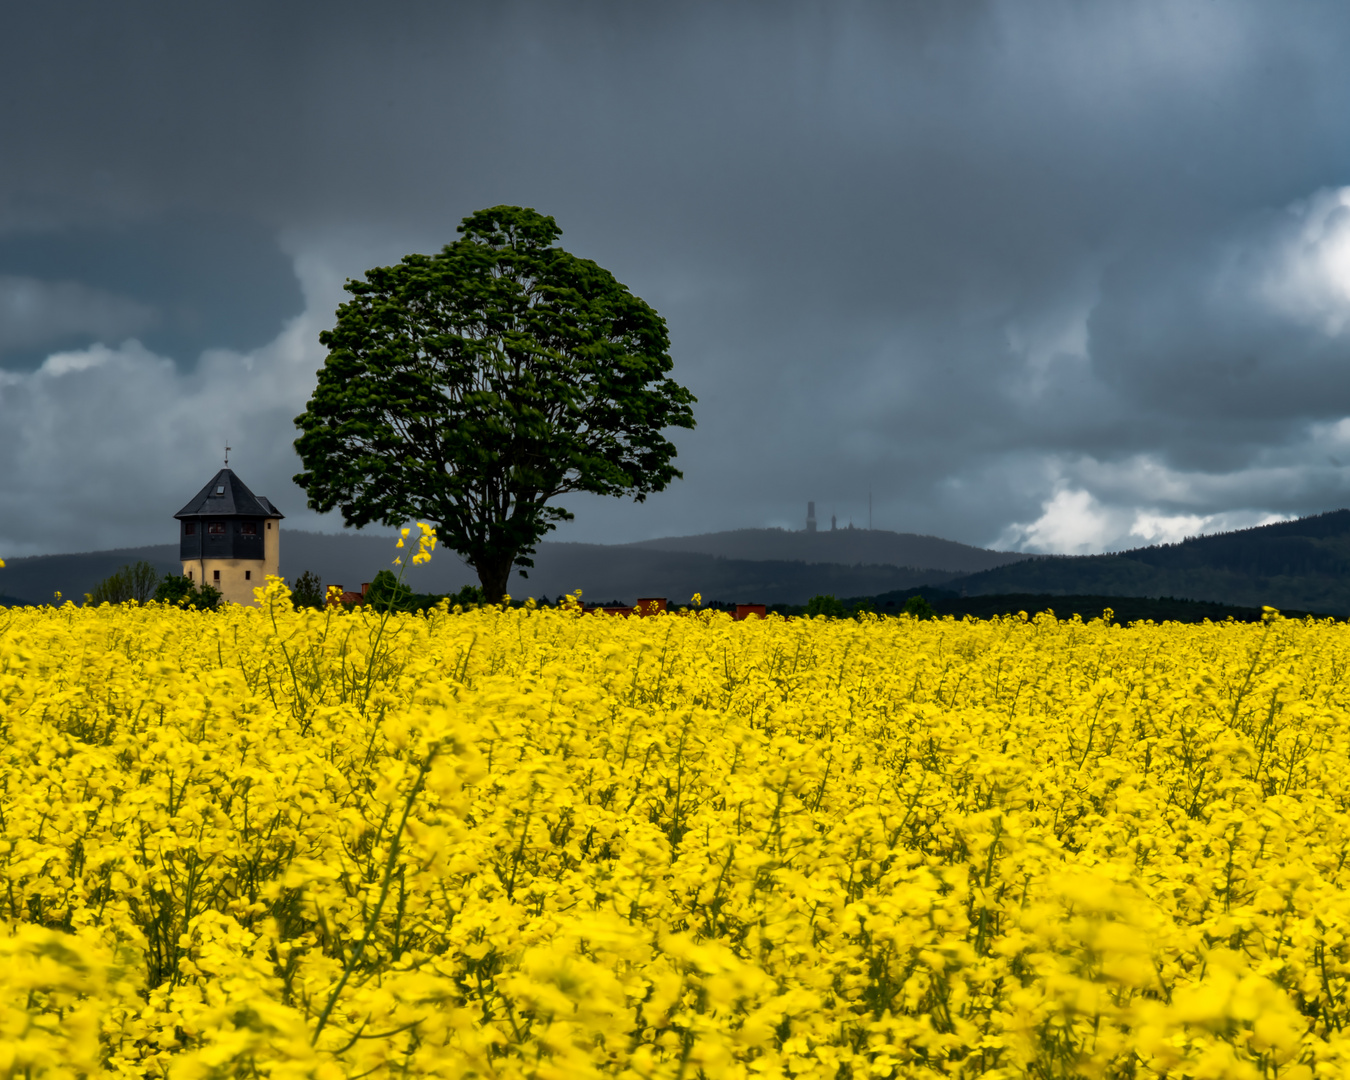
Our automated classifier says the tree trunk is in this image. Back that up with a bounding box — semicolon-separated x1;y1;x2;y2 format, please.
475;556;514;605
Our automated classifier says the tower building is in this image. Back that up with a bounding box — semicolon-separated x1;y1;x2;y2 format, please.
806;501;817;532
174;468;283;605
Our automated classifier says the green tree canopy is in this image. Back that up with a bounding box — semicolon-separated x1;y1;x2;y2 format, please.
290;570;325;610
86;560;160;605
294;206;696;602
363;569;414;613
903;595;938;620
805;594;849;618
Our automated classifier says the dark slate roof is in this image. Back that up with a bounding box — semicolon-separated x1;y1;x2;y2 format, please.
174;468;285;520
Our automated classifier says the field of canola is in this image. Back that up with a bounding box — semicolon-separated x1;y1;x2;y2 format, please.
2;582;1350;1079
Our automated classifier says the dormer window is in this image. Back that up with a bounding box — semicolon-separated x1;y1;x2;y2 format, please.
214;485;225;496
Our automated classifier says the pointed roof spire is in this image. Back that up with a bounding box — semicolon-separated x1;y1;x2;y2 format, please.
174;468;284;519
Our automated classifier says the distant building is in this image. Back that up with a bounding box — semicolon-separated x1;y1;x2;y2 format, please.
831;513;837;531
806;501;817;532
175;468;283;605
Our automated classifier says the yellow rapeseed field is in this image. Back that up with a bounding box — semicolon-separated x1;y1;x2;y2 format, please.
2;564;1349;1076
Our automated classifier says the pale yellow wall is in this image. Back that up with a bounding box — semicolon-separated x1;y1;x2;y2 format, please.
265;517;280;575
183;518;281;606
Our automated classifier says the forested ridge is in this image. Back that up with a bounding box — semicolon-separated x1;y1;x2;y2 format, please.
6;511;1350;613
946;510;1350;615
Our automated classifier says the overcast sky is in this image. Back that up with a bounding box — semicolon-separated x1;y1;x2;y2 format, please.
3;1;1350;558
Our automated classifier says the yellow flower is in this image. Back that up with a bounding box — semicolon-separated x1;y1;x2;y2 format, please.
3;588;1349;1076
410;523;438;565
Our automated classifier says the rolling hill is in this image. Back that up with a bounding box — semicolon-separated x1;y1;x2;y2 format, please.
0;534;479;608
500;543;960;604
0;533;961;608
622;527;1027;573
939;510;1350;615
5;511;1349;613
0;545;182;607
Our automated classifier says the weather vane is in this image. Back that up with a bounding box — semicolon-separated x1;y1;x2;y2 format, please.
224;442;231;466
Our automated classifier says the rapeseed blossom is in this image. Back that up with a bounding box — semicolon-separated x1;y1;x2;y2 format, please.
1;586;1349;1077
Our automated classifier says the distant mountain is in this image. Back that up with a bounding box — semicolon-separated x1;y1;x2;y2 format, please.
0;533;482;607
0;529;970;606
0;545;180;607
502;543;960;604
622;527;1028;574
939;510;1350;616
12;513;1344;613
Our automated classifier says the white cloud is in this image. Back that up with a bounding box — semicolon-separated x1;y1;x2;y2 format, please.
1127;511;1211;545
997;487;1122;554
991;456;1304;555
997;488;1296;555
0;255;353;556
40;347;116;377
1260;186;1350;336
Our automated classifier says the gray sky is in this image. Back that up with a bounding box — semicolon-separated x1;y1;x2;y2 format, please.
4;1;1350;557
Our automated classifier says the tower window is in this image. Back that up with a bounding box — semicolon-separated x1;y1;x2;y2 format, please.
267;522;272;530
245;570;252;580
213;570;221;582
241;522;258;536
184;522;196;535
187;569;193;580
208;522;226;535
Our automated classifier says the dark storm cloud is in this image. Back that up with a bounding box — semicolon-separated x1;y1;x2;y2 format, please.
1089;192;1350;436
0;214;302;369
3;1;1350;559
0;275;154;360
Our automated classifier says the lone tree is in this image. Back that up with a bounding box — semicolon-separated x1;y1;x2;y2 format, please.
294;206;696;602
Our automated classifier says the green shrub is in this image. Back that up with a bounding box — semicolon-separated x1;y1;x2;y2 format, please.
447;583;486;610
152;574;222;611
